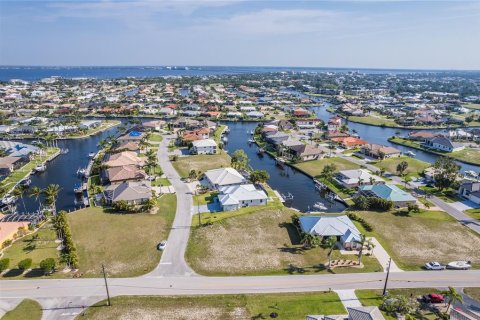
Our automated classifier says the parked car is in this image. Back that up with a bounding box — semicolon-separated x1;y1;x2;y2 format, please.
446;261;471;270
422;293;445;304
157;240;167;251
424;261;445;270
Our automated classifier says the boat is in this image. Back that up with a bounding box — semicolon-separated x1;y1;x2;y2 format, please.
77;168;87;177
405;151;416;157
73;183;84;194
222;136;228;142
88;152;96;158
313;202;327;210
60;148;69;154
250;130;254;135
34;163;46;173
1;195;17;205
257;148;265;154
248;139;255;143
19;178;31;187
446;261;472;270
465;170;478;178
224;127;230;134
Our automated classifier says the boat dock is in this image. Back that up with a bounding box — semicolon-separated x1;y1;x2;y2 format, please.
273;190;285;203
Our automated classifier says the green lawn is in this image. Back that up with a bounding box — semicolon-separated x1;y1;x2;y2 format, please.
465;208;480;221
353;210;480;270
193;191;218;206
463;103;480;110
372;156;430;178
187;207;383;276
347;114;400;128
148;133;163;143
172;152;231;178
2;299;42;320
464;288;480;301
213;125;226;144
356;289;441;320
79;292;345;320
1;223;61;279
151;177;171;187
67;194;176;277
418;186;463;203
317;176;355;200
389;137;480;166
293;157;360;178
0;147;60;195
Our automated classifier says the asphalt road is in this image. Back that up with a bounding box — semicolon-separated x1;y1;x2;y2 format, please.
148;134;195;277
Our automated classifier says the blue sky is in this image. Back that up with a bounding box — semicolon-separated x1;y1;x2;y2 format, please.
1;0;479;69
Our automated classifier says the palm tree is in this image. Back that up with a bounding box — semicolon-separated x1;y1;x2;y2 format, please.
301;233;321;249
29;186;43;210
44;184;61;215
354;234;367;264
442;286;463;312
12;186;27;212
326;236;337;269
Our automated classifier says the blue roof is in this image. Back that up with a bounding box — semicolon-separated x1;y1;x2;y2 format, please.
359;184;416;202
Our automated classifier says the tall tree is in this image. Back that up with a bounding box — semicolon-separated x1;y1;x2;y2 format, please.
396;161;409;176
354;234;367;264
44;184;61;215
231;149;249;170
250;170;270;184
442;286;463;312
433;157;460;191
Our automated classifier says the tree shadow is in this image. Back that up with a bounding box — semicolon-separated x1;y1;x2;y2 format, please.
24;268;46;278
392;210;411;217
2;269;24;277
278;222;301;245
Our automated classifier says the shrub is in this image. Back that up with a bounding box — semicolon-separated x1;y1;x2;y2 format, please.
2;239;12;249
0;258;10;272
40;258;56;274
18;258;32;270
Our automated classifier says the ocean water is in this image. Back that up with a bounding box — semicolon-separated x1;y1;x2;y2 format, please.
0;65;454;82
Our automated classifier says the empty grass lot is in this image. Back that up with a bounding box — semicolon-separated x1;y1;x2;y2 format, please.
347;114;400;127
186;207;382;276
79;292;346;320
67;194;176;277
148;133;163;143
464;288;480;301
353;210;480;270
1;223;61;279
172;151;231;178
372;156;430;178
356;288;441;320
2;299;42;320
293;157;360;178
463;103;480;110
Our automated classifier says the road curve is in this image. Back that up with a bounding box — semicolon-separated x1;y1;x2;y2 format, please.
147;133;195;277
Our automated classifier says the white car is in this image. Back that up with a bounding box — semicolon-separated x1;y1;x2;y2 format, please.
157;240;167;251
424;261;445;270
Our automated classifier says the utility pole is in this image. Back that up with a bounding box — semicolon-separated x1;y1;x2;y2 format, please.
196;187;201;226
101;264;111;306
383;257;392;296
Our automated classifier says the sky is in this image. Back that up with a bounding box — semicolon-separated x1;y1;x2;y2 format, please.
0;0;480;69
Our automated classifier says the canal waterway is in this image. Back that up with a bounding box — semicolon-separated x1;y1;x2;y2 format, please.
222;121;347;213
17;124;124;213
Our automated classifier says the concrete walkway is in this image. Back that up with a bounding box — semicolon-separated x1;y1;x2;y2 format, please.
369;237;403;273
334;289;362;308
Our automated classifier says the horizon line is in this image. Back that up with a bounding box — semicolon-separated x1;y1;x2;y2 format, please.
1;65;480;73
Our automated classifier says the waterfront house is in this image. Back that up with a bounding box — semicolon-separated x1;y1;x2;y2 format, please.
217;184;268;211
458;181;480;205
79;120;101;130
0;218;29;245
265;131;290;145
103;180;152;205
327;116;342;131
422;136;465;153
246;111;264;118
296;118;322;129
103;151;145;168
286;144;326;161
103;165;148;184
117;131;145;144
190;139;217;155
0;141;39;158
408;131;438;142
298;215;362;250
113;141;141;153
201;167;246;190
361;144;401;159
335;169;384;188
325;131;350;140
293;108;310;117
142;120;165;131
0;156;27;178
331;137;368;149
358;184;416;207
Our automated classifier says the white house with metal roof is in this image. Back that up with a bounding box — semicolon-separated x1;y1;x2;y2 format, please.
191;139;217;155
201;167;247;190
298;215;361;249
218;184;268;211
335;169;384;188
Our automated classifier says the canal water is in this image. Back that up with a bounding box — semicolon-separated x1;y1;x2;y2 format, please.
222;121;347;213
17;124;124;213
